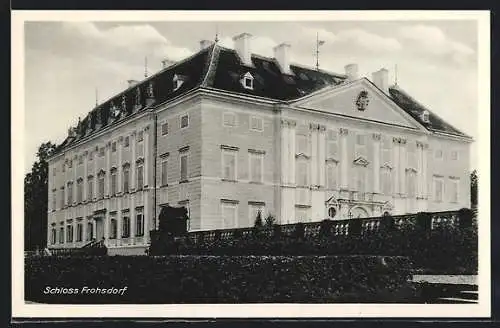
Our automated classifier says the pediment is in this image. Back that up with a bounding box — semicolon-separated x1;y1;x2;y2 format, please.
381;163;393;170
353;156;369;166
290;79;424;130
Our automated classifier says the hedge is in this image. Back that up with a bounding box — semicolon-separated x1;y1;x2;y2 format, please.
25;255;415;304
150;226;478;275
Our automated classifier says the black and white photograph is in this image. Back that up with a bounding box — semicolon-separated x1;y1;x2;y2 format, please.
12;10;490;318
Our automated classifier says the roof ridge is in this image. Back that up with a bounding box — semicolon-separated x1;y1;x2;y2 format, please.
201;43;220;87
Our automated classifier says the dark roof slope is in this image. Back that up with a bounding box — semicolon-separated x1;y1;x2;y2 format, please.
389;86;470;138
208;47;345;100
54;44;471;155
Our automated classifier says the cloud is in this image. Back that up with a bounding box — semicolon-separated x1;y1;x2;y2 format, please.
298;27;402;54
398;24;475;65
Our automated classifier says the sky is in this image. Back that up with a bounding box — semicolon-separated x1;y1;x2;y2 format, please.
24;19;479;173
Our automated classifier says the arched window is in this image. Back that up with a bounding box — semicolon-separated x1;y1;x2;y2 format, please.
328;207;337;219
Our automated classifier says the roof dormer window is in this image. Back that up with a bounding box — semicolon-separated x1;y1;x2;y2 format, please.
421;110;430;123
241;72;254;90
173;74;184;91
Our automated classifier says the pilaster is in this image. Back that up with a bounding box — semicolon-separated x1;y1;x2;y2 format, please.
144;126;150;188
131;132;137;191
318;125;326;187
118;137;123;194
310;123;319;186
105;142;111;197
392;137;400;194
339;128;349;190
372;133;381;194
83;151;88;201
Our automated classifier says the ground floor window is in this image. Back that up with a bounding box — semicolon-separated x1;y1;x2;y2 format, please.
295;206;310;222
59;227;64;243
110;218;117;239
50;228;56;245
221;201;238;229
76;223;83;242
87;222;93;241
122;215;130;238
66;224;74;242
136;210;144;236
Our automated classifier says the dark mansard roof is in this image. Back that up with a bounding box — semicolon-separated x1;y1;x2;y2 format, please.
55;43;470;155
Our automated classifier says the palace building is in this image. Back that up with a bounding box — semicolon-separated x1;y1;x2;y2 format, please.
46;33;473;254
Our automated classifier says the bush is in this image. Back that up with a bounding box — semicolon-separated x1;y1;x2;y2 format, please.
25;255;414;304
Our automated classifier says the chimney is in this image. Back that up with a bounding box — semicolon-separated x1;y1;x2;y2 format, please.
232;33;253;66
200;39;213;50
127;80;139;88
273;43;292;75
372;68;389;94
161;58;176;69
344;64;359;81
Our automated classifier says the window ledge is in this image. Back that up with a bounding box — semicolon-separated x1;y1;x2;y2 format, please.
160;184;168;188
249;181;263;184
222;179;238;183
179;180;190;184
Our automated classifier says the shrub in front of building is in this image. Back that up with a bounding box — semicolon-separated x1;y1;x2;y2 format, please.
25;255;415;303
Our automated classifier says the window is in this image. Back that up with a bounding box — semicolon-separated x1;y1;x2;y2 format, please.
123;166;130;193
451;150;459;161
67;182;73;205
161;122;169;135
249;152;263;183
112;142;117;152
249;203;265;227
53;167;56;176
435;149;443;160
76;223;83;242
296;160;309;186
222;149;237;180
51;228;56;245
296;134;308;154
68;160;73;168
137;131;144;142
89;152;93;162
406;170;416;198
76;179;83;203
52;190;56;210
110;169;117;196
78;155;83;164
124;136;130;147
136;210;144;236
328;207;337;219
250;116;263;131
326;130;338;158
122;214;130;238
110;218;117;239
62;163;65;173
173;74;184;91
422;110;430;123
161;160;168;186
221;202;237;229
223;112;236;127
295;207;309;223
381;167;392;195
326;162;338;190
87;177;94;200
59;227;64;243
241;72;254;90
99;147;105;157
98;173;105;199
381;137;392;165
60;187;65;207
87;222;93;241
136;164;144;190
66;224;73;242
179;201;191;231
450;178;459;203
353;165;366;193
433;176;444;202
355;133;367;158
406;144;417;167
180;152;189;181
180;114;189;129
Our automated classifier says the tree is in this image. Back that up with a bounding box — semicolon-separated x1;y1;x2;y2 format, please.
254;210;263;228
470;170;478;208
24;142;56;251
